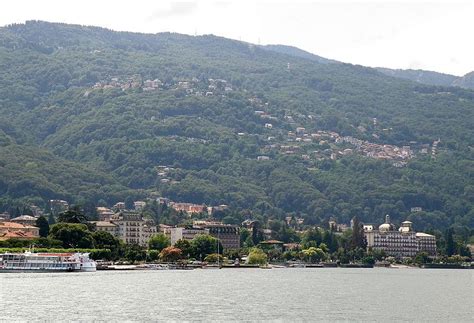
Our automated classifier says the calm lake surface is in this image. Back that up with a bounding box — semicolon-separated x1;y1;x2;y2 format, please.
1;268;473;322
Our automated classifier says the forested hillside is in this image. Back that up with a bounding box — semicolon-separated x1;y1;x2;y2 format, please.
0;21;472;232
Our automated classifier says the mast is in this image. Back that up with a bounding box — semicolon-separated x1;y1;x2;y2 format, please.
217;227;220;268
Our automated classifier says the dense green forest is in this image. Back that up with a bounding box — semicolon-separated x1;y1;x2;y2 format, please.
0;21;472;233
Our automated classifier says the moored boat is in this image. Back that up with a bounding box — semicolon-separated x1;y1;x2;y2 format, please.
0;252;96;272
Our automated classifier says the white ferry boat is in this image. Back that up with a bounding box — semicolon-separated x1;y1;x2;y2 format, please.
0;252;96;272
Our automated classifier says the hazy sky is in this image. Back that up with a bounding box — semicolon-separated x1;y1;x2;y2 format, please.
1;0;473;76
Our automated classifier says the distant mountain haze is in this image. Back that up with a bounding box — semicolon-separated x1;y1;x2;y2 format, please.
375;68;474;90
260;44;474;90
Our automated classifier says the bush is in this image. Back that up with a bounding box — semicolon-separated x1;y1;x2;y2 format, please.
204;253;224;264
247;248;268;265
147;250;160;262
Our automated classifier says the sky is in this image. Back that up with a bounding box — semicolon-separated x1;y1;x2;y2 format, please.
1;0;473;76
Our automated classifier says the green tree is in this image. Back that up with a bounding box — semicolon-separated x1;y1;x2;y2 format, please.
48;223;94;248
240;228;250;246
92;230;122;258
47;212;56;225
247;247;268;265
414;252;430;265
174;239;192;258
244;235;255;248
302;247;327;263
251;221;264;245
204;253;224;264
191;234;221;260
350;216;366;250
125;244;147;263
302;228;323;248
58;206;89;225
147;250;160;262
148;233;171;252
361;255;375;265
81;200;98;221
445;228;456;256
35;215;49;237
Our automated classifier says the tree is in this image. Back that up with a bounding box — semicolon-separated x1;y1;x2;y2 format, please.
147;250;160;262
251;221;264;245
47;212;56;225
148;233;170;252
49;223;94;248
350;216;366;250
247;247;267;265
92;231;121;252
58;206;89;224
160;246;182;262
335;247;350;264
414;252;430;265
204;253;224;264
125;244;147;263
191;234;221;260
361;255;375;265
302;247;327;263
445;228;456;256
35;215;49;237
81;200;98;221
174;239;192;258
125;196;134;210
319;243;329;253
302;228;322;247
244;235;255;248
240;228;250;246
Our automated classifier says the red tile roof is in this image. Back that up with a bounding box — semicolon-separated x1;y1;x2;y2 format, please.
0;221;37;229
0;230;38;240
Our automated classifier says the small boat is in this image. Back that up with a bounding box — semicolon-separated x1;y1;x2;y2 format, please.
136;264;170;270
0;252;96;272
289;263;306;268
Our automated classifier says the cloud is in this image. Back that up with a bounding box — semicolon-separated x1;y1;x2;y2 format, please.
147;1;198;21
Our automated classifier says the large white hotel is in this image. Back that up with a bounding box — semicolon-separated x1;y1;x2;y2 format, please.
364;215;437;257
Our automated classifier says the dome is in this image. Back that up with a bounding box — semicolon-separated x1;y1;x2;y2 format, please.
379;223;395;232
379;214;395;232
399;220;413;233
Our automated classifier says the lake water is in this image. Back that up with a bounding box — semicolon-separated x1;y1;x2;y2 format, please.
1;268;473;321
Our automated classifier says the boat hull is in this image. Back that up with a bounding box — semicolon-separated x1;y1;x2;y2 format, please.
0;268;77;273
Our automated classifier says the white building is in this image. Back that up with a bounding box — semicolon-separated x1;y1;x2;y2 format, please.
365;215;437;257
170;227;209;245
93;211;157;247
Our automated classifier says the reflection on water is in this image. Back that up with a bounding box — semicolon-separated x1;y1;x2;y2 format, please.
1;268;473;321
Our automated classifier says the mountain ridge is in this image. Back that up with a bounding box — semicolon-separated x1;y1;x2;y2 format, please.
0;21;472;231
376;67;474;90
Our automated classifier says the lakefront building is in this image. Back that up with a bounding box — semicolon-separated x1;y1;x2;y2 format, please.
92;211;157;247
196;223;240;250
112;211;144;245
170;227;209;245
364;215;437;257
